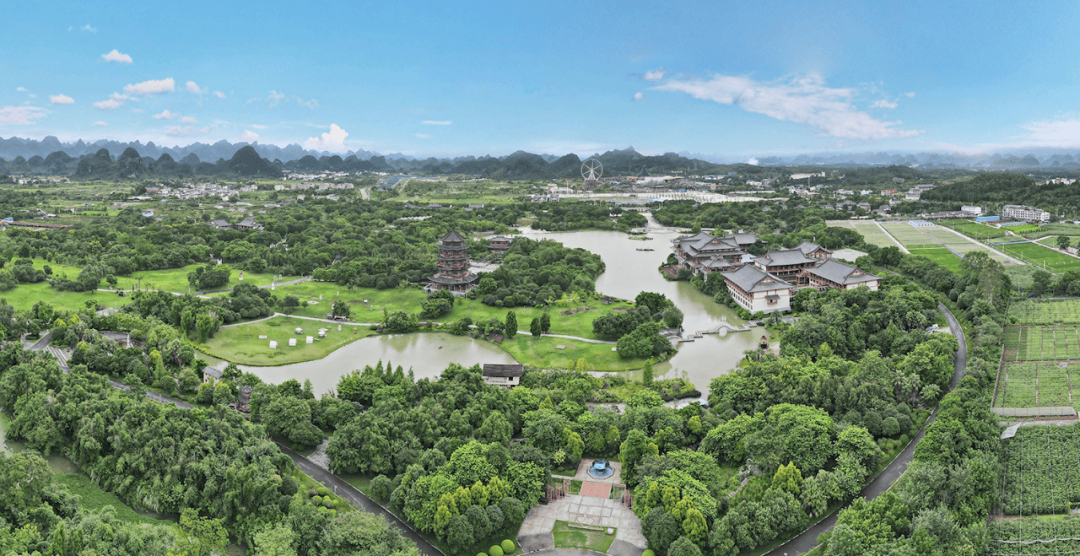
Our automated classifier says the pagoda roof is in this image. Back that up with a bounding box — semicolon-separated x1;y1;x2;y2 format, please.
440;230;466;242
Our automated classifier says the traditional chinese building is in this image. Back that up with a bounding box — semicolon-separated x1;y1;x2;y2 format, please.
482;363;525;388
488;236;513;255
429;230;478;295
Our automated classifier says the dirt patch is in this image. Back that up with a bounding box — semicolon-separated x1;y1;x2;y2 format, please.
560;306;595;316
611;307;630;312
308;438;331;470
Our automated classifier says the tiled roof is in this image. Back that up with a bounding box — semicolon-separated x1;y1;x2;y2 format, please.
483;364;524;377
796;241;830;256
722;265;792;293
755;249;815;267
440;230;466;242
806;259;880;285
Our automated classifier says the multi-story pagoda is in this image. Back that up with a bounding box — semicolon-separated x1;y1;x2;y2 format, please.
429;230;478;295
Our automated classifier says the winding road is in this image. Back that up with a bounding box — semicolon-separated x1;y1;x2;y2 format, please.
763;303;967;556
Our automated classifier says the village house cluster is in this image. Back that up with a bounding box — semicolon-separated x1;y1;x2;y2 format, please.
671;231;881;314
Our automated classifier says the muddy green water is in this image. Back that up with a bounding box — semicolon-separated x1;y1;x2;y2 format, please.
228;225;771;400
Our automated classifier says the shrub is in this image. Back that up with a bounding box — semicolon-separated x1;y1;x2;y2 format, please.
323;499;335;509
317;486;330;497
312;495;322;506
308;488;318;497
489;547;504;556
643;551;655;556
501;539;516;553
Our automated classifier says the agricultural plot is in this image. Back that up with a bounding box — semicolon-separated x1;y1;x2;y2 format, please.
826;220;898;248
907;247;963;273
880;221;1011;262
1001;223;1043;234
940;219;1006;240
1000;425;1080;516
994;241;1080;273
1011;300;1080;325
994;324;1080;410
991;516;1080;555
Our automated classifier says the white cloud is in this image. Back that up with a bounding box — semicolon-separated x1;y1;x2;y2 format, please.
304;123;348;151
214;91;226;99
186;81;202;94
644;68;667;82
81;24;97;33
265;91;285;107
132;108;143;114
165;124;215;137
0;106;47;125
180;116;197;124
240;130;260;142
422;120;452;125
905;92;916;98
93;121;107;127
1017;118;1080;148
152;109;174;120
250;124;268;130
27;94;36;99
93;99;122;110
871;99;898;110
655;73;922;140
16;87;27;92
415;133;431;139
49;94;74;104
633;92;644;100
293;96;319;109
101;49;133;64
747;158;759;165
123;78;174;95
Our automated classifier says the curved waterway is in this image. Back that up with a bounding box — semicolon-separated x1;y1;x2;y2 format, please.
225;222;771;400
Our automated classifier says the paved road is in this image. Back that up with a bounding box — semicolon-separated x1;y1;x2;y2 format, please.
764;303;967;556
275;442;444;556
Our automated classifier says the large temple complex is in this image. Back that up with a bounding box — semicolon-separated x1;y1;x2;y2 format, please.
671;231;880;314
427;230;478;295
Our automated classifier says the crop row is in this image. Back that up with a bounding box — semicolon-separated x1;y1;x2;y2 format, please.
1011;300;1080;325
991;516;1080;555
1002;425;1080;516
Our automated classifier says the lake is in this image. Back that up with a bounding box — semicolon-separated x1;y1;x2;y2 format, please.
231;221;771;399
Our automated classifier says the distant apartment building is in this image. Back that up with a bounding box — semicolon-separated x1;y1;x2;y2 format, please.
1002;205;1050;222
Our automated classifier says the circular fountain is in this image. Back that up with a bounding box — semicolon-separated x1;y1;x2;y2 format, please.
588;458;614;479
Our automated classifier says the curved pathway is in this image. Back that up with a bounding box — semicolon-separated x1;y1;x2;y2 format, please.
275;442;444;556
764;303;967;556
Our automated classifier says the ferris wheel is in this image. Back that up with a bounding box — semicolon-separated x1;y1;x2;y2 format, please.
581;159;603;181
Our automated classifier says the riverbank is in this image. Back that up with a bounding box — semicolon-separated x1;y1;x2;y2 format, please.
197;315;376;366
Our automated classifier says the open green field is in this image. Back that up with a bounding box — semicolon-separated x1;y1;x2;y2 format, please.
552;520;616;552
939;219;1006;240
1001;223;1042;234
1036;236;1077;248
269;282;635;340
54;473;176;526
879;221;1012;262
124;264;302;294
826;220;898;248
0;282;126;313
907;247;963;273
496;333;646;371
1011;300;1080;325
1024;223;1080;238
1003;325;1080;362
198;316;375;366
994;241;1080;273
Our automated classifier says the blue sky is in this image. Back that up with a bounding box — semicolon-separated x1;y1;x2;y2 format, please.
4;0;1080;158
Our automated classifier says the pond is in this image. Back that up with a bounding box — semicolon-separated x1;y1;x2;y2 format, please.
230;332;518;397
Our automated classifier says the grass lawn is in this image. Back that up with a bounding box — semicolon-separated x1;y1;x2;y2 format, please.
269;282;635;339
197;316;375;366
907;247;963;273
122;264;302;294
552;520;616;552
0;282;126;313
996;242;1080;273
497;334;648;372
54;473;176;526
940;220;1006;240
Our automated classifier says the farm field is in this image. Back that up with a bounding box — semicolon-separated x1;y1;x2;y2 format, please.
940;219;1006;240
1011;300;1080;325
1036;236;1077;248
994;241;1080;273
994;321;1080;411
992;515;1080;554
825;220;898;248
1001;223;1042;234
879;221;1012;262
1024;223;1080;238
907;247;962;273
1000;425;1080;516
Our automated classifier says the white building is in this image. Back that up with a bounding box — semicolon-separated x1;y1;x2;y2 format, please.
961;205;984;216
482;364;524;388
721;265;793;314
1002;204;1050;222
